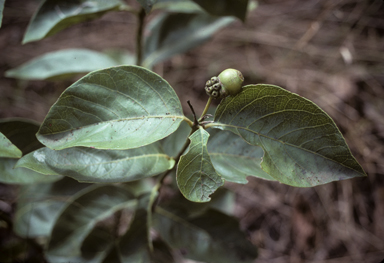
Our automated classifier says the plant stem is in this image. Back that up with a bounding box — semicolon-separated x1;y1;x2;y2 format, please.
135;8;146;66
146;129;193;251
198;96;213;122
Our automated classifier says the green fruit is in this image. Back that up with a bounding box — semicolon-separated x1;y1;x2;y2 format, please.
218;68;244;96
205;69;244;99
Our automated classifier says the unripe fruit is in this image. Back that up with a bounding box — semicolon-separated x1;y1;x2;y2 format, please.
205;69;244;99
218;68;244;96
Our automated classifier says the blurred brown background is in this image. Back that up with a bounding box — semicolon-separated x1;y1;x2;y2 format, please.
1;0;384;262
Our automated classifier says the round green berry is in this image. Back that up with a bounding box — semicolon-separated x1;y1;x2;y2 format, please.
218;68;244;96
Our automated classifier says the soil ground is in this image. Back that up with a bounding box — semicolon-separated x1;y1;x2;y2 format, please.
1;0;384;262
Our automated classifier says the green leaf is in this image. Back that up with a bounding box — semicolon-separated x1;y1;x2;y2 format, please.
0;158;62;184
14;177;90;238
136;0;157;13
0;119;43;155
23;0;124;44
177;128;224;202
208;129;276;183
5;49;134;81
0;132;22;158
0;0;5;28
143;12;234;68
102;195;151;263
37;65;185;150
154;206;257;263
192;0;249;22
46;184;135;260
16;142;175;183
213;84;367;187
0;119;62;184
153;0;203;13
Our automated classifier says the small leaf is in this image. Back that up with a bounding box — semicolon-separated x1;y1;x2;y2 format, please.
177;128;224;202
213;84;366;187
5;49;133;81
192;0;249;22
143;12;234;68
154;206;257;263
14;177;90;238
0;132;22;158
208;129;276;183
37;65;185;150
153;0;203;13
16;143;175;183
46;184;135;260
136;0;157;13
23;0;124;43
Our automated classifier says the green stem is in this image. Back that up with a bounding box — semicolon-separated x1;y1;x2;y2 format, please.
183;116;194;128
135;8;146;66
198;96;213;122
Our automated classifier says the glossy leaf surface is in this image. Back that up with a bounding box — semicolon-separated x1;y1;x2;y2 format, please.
154;206;257;263
0;132;22;158
23;0;124;43
46;185;135;260
136;0;157;13
213;84;366;187
5;49;134;80
37;66;184;150
192;0;249;21
208;129;275;183
177;128;224;202
143;12;234;68
16;143;175;183
14;177;90;238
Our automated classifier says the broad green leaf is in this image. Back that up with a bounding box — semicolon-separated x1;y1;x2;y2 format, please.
176;127;224;202
102;195;151;263
0;119;62;184
16;142;175;183
213;84;366;187
23;0;124;43
162;119;191;158
0;158;62;184
14;177;90;238
192;0;249;21
136;0;157;13
5;49;134;81
153;0;203;13
37;66;185;150
0;119;43;155
143;12;234;68
208;129;276;183
0;132;22;158
46;184;135;260
154;206;257;263
0;0;4;28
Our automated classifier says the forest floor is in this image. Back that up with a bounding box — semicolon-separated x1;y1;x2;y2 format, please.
1;0;384;262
